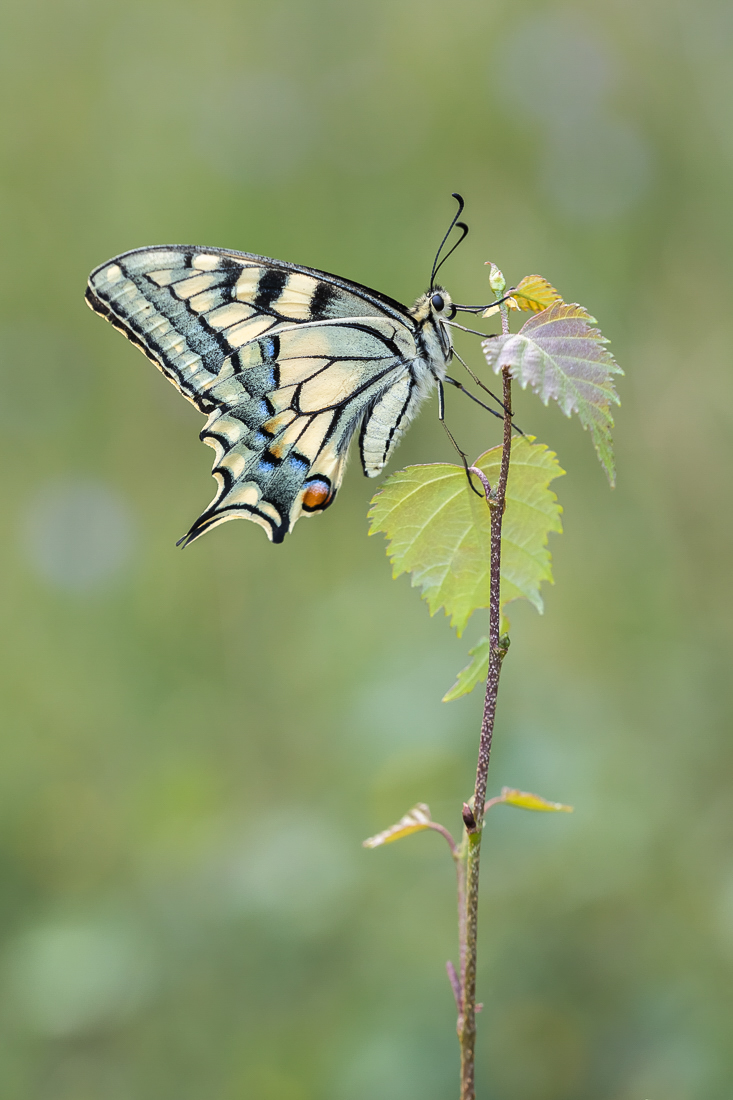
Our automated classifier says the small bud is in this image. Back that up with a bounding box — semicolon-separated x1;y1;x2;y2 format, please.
486;262;506;296
462;802;478;833
498;633;511;659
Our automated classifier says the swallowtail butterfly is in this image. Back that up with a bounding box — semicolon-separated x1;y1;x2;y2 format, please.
85;198;489;544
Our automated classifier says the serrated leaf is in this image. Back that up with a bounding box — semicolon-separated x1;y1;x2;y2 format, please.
498;787;573;813
482;276;561;318
511;274;563;312
482;302;622;484
368;436;564;636
442;636;490;702
363;803;433;848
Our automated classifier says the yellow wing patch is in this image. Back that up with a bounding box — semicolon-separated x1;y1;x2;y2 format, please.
274;272;317;319
298;362;367;412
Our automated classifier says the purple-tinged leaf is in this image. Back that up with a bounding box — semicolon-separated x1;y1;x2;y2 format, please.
482;302;622;484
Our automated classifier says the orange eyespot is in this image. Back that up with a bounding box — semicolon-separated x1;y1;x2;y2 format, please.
302;477;332;512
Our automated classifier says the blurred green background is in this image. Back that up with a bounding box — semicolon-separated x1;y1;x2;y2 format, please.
1;0;732;1097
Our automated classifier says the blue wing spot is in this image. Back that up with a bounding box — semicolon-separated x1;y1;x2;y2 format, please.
248;430;270;449
257;454;280;474
288;453;309;475
259;334;280;364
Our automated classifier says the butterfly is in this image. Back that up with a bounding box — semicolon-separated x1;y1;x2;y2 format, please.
86;195;497;544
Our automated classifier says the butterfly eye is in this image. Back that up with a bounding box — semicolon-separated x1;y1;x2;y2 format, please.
431;293;445;312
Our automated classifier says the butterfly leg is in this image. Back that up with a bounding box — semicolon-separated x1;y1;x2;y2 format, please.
437;380;484;498
445;369;526;437
449;349;517;418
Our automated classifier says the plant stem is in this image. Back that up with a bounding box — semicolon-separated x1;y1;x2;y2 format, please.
457;363;513;1100
455;833;467;998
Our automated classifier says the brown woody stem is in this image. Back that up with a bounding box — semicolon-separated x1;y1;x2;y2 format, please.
457;361;513;1100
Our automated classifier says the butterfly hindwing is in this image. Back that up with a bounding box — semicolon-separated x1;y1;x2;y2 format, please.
86;246;429;543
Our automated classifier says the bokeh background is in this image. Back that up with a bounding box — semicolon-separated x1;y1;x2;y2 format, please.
1;0;732;1097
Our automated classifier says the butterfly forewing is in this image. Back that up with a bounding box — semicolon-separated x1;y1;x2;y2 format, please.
86;245;448;543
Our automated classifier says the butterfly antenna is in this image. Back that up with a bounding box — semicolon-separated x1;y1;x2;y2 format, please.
430;193;467;289
433;223;468;285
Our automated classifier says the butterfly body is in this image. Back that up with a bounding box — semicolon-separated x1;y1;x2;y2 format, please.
86;245;454;544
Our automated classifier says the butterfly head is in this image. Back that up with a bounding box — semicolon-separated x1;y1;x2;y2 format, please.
409;285;455;324
408;286;455;364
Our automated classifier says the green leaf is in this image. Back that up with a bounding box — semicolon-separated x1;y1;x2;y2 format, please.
509;274;563;312
487;786;573;813
368;436;564;636
443;631;510;702
442;636;490;702
481;303;622;484
362;803;433;848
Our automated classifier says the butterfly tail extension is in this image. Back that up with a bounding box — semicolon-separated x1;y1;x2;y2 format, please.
176;406;354;545
178;449;350;546
178;500;287;546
